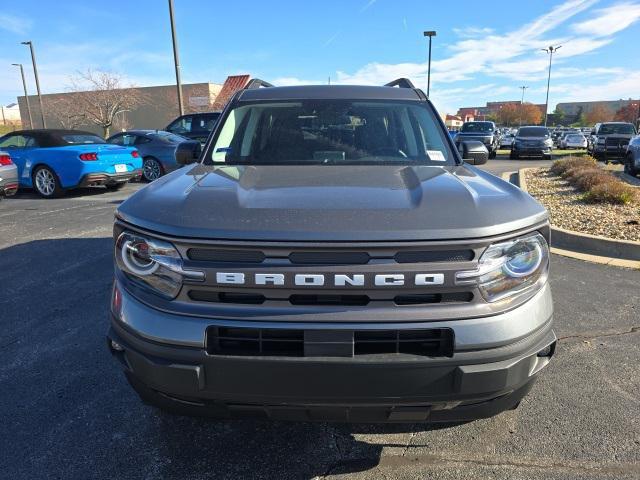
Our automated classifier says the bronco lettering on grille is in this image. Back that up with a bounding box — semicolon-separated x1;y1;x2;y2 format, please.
215;273;445;287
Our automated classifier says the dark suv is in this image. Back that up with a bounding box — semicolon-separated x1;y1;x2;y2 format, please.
108;79;555;423
590;122;636;162
454;121;500;158
510;126;553;159
166;112;221;144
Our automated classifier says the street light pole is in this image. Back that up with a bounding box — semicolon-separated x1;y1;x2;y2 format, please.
12;63;33;129
21;41;46;128
423;31;436;98
542;45;561;127
168;0;184;116
519;85;528;127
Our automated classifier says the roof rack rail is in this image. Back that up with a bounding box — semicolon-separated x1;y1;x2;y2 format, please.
244;78;275;89
384;78;416;89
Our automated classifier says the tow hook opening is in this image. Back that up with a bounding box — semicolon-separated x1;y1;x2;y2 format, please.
537;341;556;358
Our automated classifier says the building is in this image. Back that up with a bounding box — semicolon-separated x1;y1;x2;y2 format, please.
555;99;639;117
444;114;464;129
16;80;229;135
457;101;545;122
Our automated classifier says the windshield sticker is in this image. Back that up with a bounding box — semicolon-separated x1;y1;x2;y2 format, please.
427;150;446;161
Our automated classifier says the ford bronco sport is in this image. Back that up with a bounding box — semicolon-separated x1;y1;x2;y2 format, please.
108;78;555;423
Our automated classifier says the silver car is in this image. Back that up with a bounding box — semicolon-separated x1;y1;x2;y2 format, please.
0;151;19;199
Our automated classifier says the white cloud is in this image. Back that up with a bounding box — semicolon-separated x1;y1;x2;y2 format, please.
572;1;640;36
360;0;377;13
273;77;325;86
451;27;494;38
0;13;32;34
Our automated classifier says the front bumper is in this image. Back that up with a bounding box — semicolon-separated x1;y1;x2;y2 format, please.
78;169;142;187
512;144;551;156
108;282;556;422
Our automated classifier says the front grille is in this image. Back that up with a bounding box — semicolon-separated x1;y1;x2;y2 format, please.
206;326;454;358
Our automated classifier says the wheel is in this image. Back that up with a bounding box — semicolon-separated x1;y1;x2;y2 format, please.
624;156;639;177
489;150;497;159
106;182;127;191
142;157;164;182
32;165;65;198
509;151;518;160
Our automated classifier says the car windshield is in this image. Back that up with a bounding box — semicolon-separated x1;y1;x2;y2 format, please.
460;122;493;133
598;124;636;135
209;100;454;166
518;127;549;137
152;132;188;143
61;134;105;144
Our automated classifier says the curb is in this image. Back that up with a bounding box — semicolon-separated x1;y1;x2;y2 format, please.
514;168;640;268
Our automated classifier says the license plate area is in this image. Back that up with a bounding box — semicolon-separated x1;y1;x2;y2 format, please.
115;164;127;173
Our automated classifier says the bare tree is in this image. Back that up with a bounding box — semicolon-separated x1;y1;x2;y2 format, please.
113;111;133;132
45;96;86;129
69;70;147;137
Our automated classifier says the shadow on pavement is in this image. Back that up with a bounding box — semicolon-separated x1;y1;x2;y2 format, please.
0;237;464;480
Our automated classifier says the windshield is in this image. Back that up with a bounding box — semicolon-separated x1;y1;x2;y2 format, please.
209;100;454;166
460;122;493;133
61;134;105;144
517;127;549;137
598;123;636;135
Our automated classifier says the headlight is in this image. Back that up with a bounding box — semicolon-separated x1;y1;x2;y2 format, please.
115;231;204;298
544;138;553;147
457;233;549;303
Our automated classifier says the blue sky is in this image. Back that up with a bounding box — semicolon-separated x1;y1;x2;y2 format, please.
1;0;639;114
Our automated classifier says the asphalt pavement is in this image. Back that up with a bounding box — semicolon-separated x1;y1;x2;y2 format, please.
1;165;638;480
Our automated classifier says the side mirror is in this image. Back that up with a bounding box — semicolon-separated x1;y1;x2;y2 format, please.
459;140;489;165
176;141;201;165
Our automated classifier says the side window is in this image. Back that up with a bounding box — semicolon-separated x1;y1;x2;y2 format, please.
134;136;152;145
24;136;39;148
0;134;27;149
109;134;125;145
168;116;192;134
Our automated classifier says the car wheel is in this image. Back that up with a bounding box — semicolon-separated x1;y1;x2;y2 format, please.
625;157;638;177
142;157;164;182
489;150;497;159
32;165;64;198
509;151;518;160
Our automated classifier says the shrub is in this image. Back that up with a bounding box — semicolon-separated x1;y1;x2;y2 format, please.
549;157;597;176
571;169;617;191
582;182;637;205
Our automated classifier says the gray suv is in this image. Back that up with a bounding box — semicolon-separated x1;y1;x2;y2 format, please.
108;78;555;423
454;121;500;158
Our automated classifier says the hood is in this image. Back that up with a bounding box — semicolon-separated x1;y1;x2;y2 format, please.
116;164;548;241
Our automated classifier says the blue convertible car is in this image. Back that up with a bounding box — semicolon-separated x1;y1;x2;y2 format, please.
0;129;143;198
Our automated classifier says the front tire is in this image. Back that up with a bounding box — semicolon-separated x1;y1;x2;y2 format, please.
142;157;164;182
489;150;497;159
510;151;519;160
624;156;639;177
32;165;64;198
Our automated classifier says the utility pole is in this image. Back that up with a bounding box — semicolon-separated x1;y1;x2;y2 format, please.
21;41;46;128
519;85;528;127
12;63;33;129
542;45;561;127
168;0;184;116
423;31;436;98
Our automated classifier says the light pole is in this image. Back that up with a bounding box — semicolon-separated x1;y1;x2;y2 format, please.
542;45;561;127
519;85;528;127
168;0;184;116
12;63;33;129
21;41;46;128
423;31;436;98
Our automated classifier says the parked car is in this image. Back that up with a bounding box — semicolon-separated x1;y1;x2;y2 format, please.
560;133;587;149
165;112;221;144
108;78;555;424
624;134;640;177
107;130;201;182
510;126;553;159
500;132;515;148
454;121;500;158
591;122;637;162
0;129;142;198
0;151;19;199
587;123;601;154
